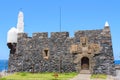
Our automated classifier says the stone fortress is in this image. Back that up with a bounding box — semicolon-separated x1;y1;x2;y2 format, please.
7;11;116;76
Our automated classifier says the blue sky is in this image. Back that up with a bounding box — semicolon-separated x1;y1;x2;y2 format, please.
0;0;120;60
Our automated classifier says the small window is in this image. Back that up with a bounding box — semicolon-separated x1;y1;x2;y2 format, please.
44;50;48;57
43;48;49;60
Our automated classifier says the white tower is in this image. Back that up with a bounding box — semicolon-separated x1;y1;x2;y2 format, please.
7;27;17;43
17;11;24;33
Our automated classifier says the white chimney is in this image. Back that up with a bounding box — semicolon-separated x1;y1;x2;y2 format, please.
17;11;24;33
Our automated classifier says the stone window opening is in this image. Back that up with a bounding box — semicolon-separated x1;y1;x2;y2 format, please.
43;49;49;60
44;50;48;57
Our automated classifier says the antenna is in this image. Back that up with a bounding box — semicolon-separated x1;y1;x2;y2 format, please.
19;8;23;11
60;7;61;32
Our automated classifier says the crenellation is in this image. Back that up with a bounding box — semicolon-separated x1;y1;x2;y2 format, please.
17;33;28;39
51;32;69;38
32;32;48;38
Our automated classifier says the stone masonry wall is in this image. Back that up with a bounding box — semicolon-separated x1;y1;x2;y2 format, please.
8;32;76;72
74;29;115;75
8;27;115;75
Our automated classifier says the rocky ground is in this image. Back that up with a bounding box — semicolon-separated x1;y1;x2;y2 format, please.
0;71;11;78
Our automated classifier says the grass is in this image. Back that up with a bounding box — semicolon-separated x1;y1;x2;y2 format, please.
0;72;78;80
91;74;107;79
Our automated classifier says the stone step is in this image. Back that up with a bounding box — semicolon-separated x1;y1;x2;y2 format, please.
80;70;91;74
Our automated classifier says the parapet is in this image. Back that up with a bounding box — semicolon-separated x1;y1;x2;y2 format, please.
75;29;103;37
17;32;70;41
17;30;106;40
17;33;28;38
32;32;48;38
51;32;69;38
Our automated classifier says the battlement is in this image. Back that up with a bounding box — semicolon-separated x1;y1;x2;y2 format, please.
17;28;110;40
33;32;48;38
75;29;103;36
18;33;28;38
51;32;69;38
18;32;70;39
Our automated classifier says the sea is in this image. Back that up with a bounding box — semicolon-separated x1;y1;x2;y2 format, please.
0;60;120;72
0;60;8;72
114;60;120;65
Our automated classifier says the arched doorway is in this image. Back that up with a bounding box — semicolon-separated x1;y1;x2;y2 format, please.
81;57;89;70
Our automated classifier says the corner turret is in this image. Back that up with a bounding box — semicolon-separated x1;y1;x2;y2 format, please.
7;27;17;54
7;27;17;43
7;11;25;54
104;21;110;32
105;21;109;27
101;21;111;36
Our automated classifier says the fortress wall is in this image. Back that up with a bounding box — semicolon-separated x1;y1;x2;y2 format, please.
8;29;116;75
15;32;75;72
47;32;75;72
